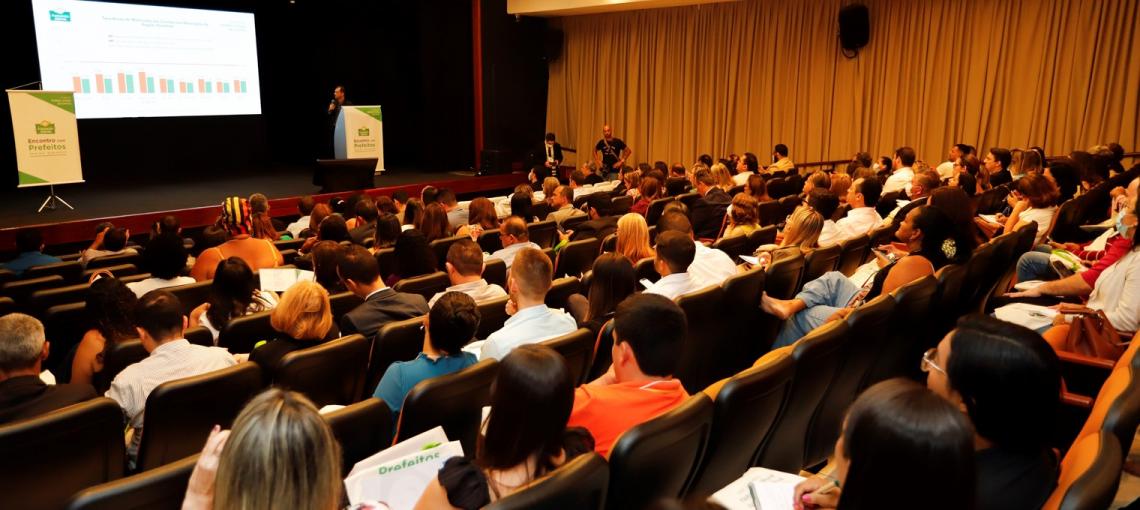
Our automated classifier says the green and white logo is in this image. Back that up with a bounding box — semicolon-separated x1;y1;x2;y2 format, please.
357;127;370;136
34;121;56;134
49;10;71;21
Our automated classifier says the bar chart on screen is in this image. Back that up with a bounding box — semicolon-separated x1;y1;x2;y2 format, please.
33;0;262;119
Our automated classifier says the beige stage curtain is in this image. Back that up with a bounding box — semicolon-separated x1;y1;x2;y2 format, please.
546;0;1140;167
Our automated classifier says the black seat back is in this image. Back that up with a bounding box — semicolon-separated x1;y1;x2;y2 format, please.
478;229;503;253
429;235;468;267
487;452;609;510
396;359;500;456
876;275;939;383
366;317;425;396
710;235;751;263
634;257;660;286
687;353;795;495
66;455;196;510
330;291;364;321
26;260;84;284
765;250;804;299
324;398;394;475
836;234;870;276
392;271;450;301
720;266;768;365
675;286;731;393
875;190;903;219
135;363;263;472
87;252;144;270
801;243;842;285
555;238;601;278
375;248;397;278
758;200;785;227
165;281;212;316
645;197;674;225
527;220;559;248
2;275;65;309
545;276;581;310
476;296;510;339
483;257;507;288
778;195;801;218
749;224;778;247
588;320;616;382
98;339;148;394
606;395;714;509
276;334;370;407
44;302;90;373
216;310;275;354
611;195;633;215
541;328;595;385
0;398;126;510
31;282;92;315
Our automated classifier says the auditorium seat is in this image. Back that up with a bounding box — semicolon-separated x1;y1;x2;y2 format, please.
26;260;84;284
365;317;424;396
765;177;789;199
801;243;842;285
1059;334;1140;457
727;184;745;196
958;241;998;316
633;257;660;287
392;271;450;301
98;339;148;393
688;351;795;495
165;281;212;316
0;398;126;510
325;398;394;475
540;328;594;385
758;200;785;227
483;257;507;288
429;235;467;266
134;363;263;472
587;320;615;382
835;234;870;276
279;249;299;265
676;192;700;211
329;291;364;321
0;268;15;286
545;276;581;310
710;235;750;263
645;197;674;225
375;247;397;278
606;394;713;509
274;238;305;252
611;195;633;215
487;452;608;510
1042;432;1122;510
930;264;967;341
44;302;89;371
778;195;801;219
756;320;849;472
765;250;804;300
395;359;499;456
478;229;503;253
873;275;939;384
675;286;730;394
875;191;904;219
976;184;1011;215
183;326;213;347
65;455;196;510
803;294;896;469
600;233;617;253
216;310;274;353
275;334;369;407
82;263;141;281
2;275;65;308
720;266;767;363
562;214;590;233
867;223;897;255
87;252;144;270
555;238;601;278
748;224;778;247
0;296;14;317
476;296;510;339
527;220;559;249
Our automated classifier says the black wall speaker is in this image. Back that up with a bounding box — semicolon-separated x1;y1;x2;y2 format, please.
838;4;870;52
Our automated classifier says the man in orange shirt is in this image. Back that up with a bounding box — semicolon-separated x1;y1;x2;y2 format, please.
567;293;690;457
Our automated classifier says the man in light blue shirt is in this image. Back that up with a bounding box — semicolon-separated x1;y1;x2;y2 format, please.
374;292;479;420
486;216;540;269
477;247;576;360
1;230;61;276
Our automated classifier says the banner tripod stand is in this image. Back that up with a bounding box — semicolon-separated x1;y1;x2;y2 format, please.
38;185;73;213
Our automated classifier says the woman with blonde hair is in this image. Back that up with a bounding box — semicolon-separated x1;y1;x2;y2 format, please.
248;280;337;378
710;163;735;192
752;207;823;270
623;170;642;199
615;213;655;262
183;389;342;510
724;194;760;239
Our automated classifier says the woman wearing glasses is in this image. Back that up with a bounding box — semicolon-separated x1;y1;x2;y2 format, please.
923;315;1062;510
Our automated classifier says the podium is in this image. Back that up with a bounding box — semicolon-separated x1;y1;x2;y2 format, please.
317;105;385;192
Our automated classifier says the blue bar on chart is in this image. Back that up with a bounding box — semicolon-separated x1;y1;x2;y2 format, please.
166;79;174;93
126;75;135;93
81;79;91;94
146;77;155;93
205;81;212;93
222;82;230;93
240;81;247;93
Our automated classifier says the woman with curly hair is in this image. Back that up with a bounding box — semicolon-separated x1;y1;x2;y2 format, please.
71;277;138;388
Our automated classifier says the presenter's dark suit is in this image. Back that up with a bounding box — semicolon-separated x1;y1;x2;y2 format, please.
0;376;96;425
571;216;620;242
541;143;564;168
340;288;429;343
690;188;733;240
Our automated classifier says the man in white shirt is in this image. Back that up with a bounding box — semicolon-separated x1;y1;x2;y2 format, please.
767;144;795;173
106;290;236;459
643;231;706;300
80;226;137;268
882;146;917;194
656;211;736;288
546;186;587;226
477;248;577;360
831;177;884;244
885;171;939;225
732;152;759;186
284;195;315;239
487;217;541;269
936;144;973;180
808;189;842;247
428;239;507;307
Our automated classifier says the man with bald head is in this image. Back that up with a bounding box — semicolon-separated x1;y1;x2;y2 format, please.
487;216;541;269
594;124;631;180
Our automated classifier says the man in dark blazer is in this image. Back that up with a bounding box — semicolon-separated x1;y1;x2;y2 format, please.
665;163;691;197
688;167;732;239
0;313;95;425
570;194;621;242
338;245;429;342
541;132;564;171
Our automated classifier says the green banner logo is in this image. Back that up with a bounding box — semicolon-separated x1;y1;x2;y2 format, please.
34;121;56;135
49;10;71;21
357;127;370;136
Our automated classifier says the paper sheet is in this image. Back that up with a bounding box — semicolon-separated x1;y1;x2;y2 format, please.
993;302;1059;331
750;481;799;510
709;467;806;510
978;214;999;224
258;268;315;292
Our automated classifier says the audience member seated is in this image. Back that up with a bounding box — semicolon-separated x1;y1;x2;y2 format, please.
922;316;1060;510
0;313;95;425
108;291;236;459
249;281;338;381
792;379;974;510
373;212;402;251
183;389;341;510
487;217;540;269
415;344;591;509
745;173;771;203
348;197;379;245
723;194;760;239
984;147;1014;187
710;163;735;192
767;144;795;173
284;195;316;239
422;202;468;243
823;177;883;246
189;257;278;342
885;170;940;224
2;229;62;276
386;230;438;287
566;253;637;335
71;277;138;387
732;152;759;186
929;186;985;247
764;205;968;347
829;173;852;204
664;163;690;197
339;245;429;343
883;146;917;194
467;197;501;235
643;231;704;300
936;143;973;179
127;233;194;297
569;194;620;241
616;213;655;262
809;189;843;246
802;171;831;197
375;291;479;419
392;190;410;224
428;239;507;307
248;193;286;233
250;212;282;242
191;197;283;281
150;214;183;240
754;207;822;270
436;188;468;230
530;178;559;221
631;176;661;217
976;173;1060;245
656;212;737;288
623;170;642;199
689;166;733;240
510;186;535;224
478;248;576;360
299;202;332;239
311;240;347;293
402;198;425;231
568;293;689;457
80;225;137;268
949;158;981;197
546;186;587;226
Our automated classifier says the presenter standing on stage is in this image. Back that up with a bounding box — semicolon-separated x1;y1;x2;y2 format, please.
326;85;352;158
594;124;631;180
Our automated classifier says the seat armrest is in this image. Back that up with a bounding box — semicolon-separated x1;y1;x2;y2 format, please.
1058;351;1116;397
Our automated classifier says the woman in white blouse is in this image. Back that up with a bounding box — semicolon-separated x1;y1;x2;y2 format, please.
978;173;1060;246
189;257;278;342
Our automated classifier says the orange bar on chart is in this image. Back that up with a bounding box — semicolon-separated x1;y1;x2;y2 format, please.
198;79;205;92
216;81;223;93
233;80;241;93
72;76;82;93
117;73;126;93
179;82;186;93
139;72;148;93
97;74;106;93
159;79;167;93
